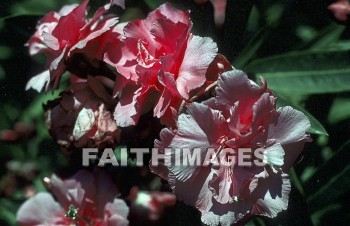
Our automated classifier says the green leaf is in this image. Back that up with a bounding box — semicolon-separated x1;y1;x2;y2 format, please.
311;204;342;226
305;140;350;212
234;27;267;68
327;40;350;51
296;25;318;42
301;166;317;183
0;13;43;22
328;98;350;124
244;50;350;94
9;0;78;16
143;0;166;9
297;24;345;50
290;167;305;196
0;199;18;225
309;25;345;50
20;89;62;123
276;97;328;136
265;3;284;27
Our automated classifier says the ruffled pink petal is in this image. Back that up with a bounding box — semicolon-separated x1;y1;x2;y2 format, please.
158;71;181;98
103;29;127;79
176;102;227;152
151;18;189;54
27;39;49;56
250;171;291;218
49;46;68;90
124;20;160;58
157;3;191;25
215;70;262;115
184;168;251;226
152;103;227;184
173;167;212;208
105;199;129;221
106;214;129;226
251;93;276;128
176;36;218;99
42;32;60;50
25;70;50;92
114;86;148;127
263;143;285;167
153;71;183;120
58;4;79;16
70;18;118;55
150;128;175;180
268;106;311;145
159;102;181;128
52;0;88;42
153;88;172;118
17;192;66;226
208;166;234;204
50;170;95;210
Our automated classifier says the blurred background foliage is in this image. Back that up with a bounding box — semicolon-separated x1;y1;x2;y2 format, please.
0;0;350;225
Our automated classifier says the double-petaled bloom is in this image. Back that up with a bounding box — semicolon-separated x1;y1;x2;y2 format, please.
105;3;228;128
17;168;129;226
26;0;125;92
45;76;120;151
151;69;311;226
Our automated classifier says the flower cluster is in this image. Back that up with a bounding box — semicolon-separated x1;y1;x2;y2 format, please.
20;1;312;226
25;0;230;151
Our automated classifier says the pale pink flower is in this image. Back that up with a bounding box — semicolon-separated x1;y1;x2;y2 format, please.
105;3;222;128
328;0;350;22
16;168;129;226
194;0;227;27
45;76;120;151
26;0;125;92
129;186;176;221
151;69;311;225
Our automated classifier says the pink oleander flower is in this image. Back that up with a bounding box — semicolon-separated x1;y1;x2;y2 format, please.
26;0;125;92
328;0;350;22
194;0;227;27
150;69;311;226
105;3;224;128
16;168;129;226
129;186;176;222
45;76;120;151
